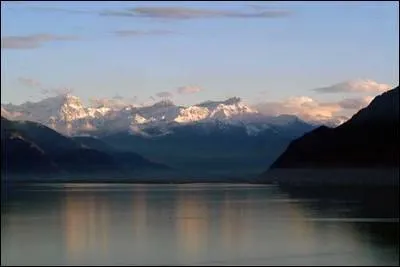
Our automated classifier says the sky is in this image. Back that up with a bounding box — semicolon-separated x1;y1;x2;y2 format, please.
1;1;399;121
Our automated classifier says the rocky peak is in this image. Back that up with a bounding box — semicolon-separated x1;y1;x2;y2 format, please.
222;97;242;105
151;99;175;108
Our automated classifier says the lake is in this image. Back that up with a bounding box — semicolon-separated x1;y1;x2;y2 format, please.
1;184;399;266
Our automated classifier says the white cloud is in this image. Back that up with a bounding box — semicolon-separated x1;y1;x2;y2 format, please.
313;79;392;94
177;86;203;95
88;96;137;108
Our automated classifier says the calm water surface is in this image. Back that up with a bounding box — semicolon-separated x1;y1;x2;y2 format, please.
1;184;399;266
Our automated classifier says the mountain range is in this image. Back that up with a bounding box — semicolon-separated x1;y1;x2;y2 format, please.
1;95;319;179
2;87;398;183
1;95;321;136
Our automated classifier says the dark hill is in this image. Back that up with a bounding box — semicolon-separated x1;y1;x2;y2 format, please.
269;87;399;170
1;117;168;180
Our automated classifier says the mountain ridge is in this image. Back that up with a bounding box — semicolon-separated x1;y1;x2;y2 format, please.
1;116;168;180
2;94;320;137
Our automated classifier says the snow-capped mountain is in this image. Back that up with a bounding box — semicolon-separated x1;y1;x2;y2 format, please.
2;94;321;178
1;94;315;136
1;106;11;119
2;94;94;135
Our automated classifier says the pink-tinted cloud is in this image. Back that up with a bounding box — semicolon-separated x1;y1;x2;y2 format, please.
100;6;292;20
313;79;391;94
253;92;381;126
337;96;374;110
113;29;175;37
2;34;79;49
177;86;203;95
254;96;341;121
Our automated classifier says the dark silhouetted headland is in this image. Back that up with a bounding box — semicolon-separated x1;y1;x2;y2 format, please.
261;87;399;186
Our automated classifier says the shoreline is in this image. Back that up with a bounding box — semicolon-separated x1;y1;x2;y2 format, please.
1;168;399;187
261;168;400;187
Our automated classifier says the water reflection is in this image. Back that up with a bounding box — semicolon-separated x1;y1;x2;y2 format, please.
62;193;110;263
175;190;208;258
1;184;399;266
131;186;147;240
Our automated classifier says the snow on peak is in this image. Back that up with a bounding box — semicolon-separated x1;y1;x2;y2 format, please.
197;97;241;109
1;106;11;118
174;106;210;123
58;94;88;121
63;93;80;101
132;114;148;124
1;95;306;136
209;101;257;120
87;106;112;118
172;97;257;124
0;94;87;124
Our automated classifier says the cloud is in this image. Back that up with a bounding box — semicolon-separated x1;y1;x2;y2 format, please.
313;79;392;94
177;86;203;95
18;4;292;28
17;77;74;97
258;90;268;95
88;95;137;108
337;96;374;110
21;4;291;21
1;34;79;49
254;96;341;122
112;94;138;102
253;93;379;125
3;1;22;3
2;1;27;4
113;29;175;37
41;88;74;96
100;6;292;20
156;91;173;98
17;77;42;87
25;6;93;14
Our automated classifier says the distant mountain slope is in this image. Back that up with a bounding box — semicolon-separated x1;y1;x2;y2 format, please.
101;119;316;175
1;117;59;174
72;136;116;153
269;87;399;169
72;136;169;170
4;119;80;154
1;117;168;179
1;94;322;179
